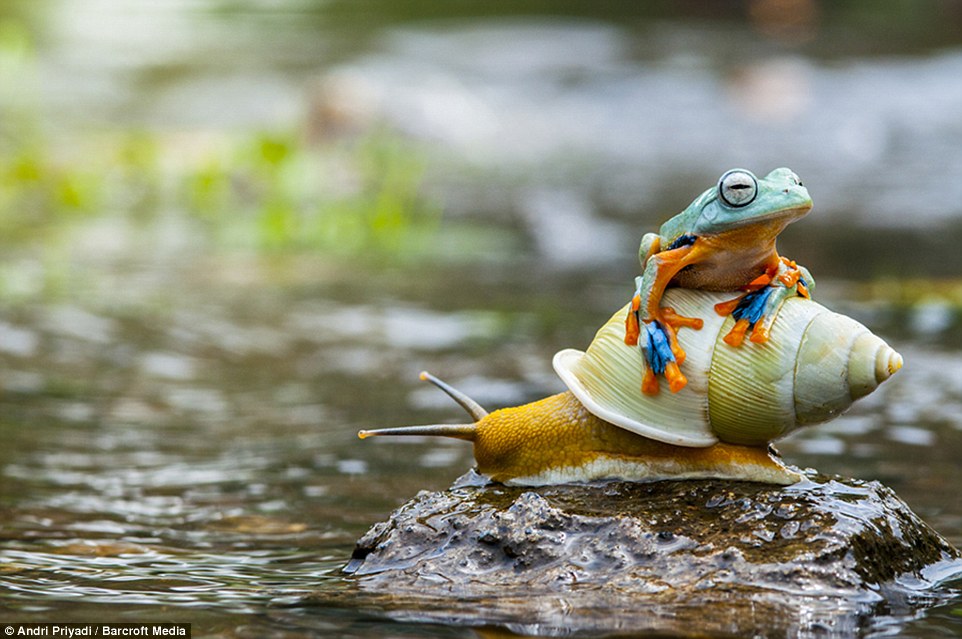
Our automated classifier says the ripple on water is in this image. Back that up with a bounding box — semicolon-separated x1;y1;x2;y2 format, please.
42;306;118;344
0;544;342;612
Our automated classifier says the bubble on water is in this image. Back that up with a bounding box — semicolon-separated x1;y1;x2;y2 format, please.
56;402;96;423
519;188;627;267
419;448;462;468
288;304;500;351
818;415;877;437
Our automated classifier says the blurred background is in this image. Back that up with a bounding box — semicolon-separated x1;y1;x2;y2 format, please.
2;1;962;637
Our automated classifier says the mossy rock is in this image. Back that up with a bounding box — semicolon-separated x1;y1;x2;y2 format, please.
332;472;962;637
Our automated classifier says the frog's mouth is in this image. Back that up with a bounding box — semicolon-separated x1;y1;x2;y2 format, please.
698;201;812;235
760;202;813;222
726;200;813;229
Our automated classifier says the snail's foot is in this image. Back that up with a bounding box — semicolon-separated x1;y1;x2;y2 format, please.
640;320;688;395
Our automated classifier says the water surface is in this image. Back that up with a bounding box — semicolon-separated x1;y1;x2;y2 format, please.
2;1;962;636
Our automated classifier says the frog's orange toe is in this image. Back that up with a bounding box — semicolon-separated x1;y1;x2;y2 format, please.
662;306;704;331
750;324;771;343
625;315;640;346
724;319;751;347
714;297;743;316
664;362;688;393
641;368;660;395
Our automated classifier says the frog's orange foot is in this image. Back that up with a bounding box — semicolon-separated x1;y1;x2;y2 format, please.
718;287;777;346
641;366;659;395
721;278;812;346
639;320;689;395
724;318;751;346
659;306;703;366
714;296;744;317
778;256;814;299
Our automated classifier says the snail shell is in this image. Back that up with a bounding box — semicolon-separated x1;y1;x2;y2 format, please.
553;288;902;448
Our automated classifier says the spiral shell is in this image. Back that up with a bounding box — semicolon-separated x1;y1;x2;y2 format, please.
553;288;902;447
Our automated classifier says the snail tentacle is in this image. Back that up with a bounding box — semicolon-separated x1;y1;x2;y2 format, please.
418;371;488;420
359;424;476;441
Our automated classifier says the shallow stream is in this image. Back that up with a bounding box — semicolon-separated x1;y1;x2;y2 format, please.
1;251;961;637
2;1;962;636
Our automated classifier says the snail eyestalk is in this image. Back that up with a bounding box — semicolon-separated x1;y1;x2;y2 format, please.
359;424;477;441
358;372;486;442
419;371;488;421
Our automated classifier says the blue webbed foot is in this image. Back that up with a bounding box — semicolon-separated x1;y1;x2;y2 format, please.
715;261;815;346
640;320;687;394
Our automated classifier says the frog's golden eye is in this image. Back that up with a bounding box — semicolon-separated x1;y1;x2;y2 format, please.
718;170;757;207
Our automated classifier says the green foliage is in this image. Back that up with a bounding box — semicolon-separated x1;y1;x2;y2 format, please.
0;17;440;262
183;129;441;256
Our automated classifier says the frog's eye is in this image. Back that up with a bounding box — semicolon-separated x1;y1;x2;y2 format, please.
718;170;758;208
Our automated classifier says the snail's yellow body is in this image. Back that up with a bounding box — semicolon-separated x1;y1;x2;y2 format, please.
360;290;902;486
445;391;799;485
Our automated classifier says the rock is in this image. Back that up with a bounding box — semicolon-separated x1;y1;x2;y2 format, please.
335;471;962;637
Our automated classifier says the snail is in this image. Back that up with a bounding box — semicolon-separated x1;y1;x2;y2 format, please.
359;288;902;486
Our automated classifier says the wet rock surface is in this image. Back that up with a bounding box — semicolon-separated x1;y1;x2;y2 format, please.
328;472;962;637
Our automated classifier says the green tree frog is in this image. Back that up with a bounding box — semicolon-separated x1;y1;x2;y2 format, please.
625;168;814;395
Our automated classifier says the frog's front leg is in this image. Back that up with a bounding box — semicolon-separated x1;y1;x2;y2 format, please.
625;239;707;394
625;232;662;346
638;232;661;268
714;257;815;346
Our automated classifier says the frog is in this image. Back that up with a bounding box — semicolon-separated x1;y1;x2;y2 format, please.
624;167;815;395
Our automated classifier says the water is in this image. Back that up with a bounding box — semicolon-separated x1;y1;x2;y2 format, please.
1;250;960;637
2;1;962;636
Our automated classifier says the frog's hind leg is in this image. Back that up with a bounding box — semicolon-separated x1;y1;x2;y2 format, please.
627;240;710;394
732;287;777;344
716;261;815;346
713;272;772;346
746;264;815;343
